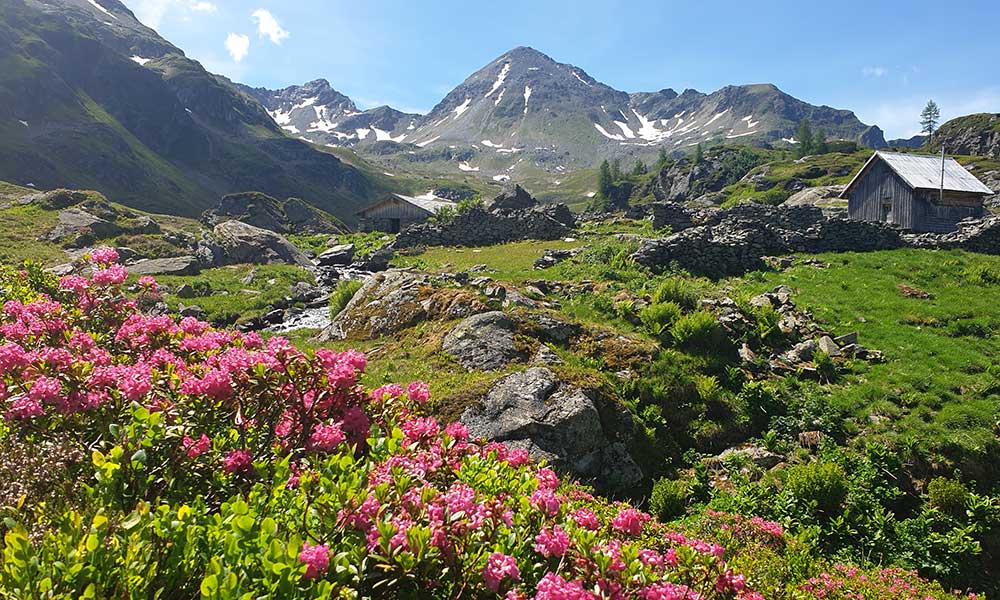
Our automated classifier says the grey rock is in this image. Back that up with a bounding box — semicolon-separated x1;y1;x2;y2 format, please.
817;335;842;357
175;284;196;298
786;339;818;362
127;256;201;276
710;445;784;470
178;304;204;318
314;270;428;341
44;208;120;245
212;220;313;267
460;367;642;492
442;311;523;371
490;183;537;211
316;243;355;266
532;344;564;365
834;331;858;346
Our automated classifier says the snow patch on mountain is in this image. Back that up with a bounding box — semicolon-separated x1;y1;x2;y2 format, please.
523;86;532;114
416;136;440;148
458;162;479;172
130;55;152;65
87;0;117;19
594;123;625;141
571;71;591;87
453;98;472;118
614;121;636;139
373;127;406;143
485;63;510;98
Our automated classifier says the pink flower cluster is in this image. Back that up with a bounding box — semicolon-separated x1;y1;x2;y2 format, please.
298;542;330;580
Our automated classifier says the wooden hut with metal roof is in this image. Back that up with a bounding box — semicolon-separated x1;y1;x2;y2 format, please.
355;194;456;233
841;151;992;232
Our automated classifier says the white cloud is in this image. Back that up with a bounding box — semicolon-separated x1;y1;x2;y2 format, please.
225;33;250;62
132;0;216;28
862;66;888;78
252;9;289;45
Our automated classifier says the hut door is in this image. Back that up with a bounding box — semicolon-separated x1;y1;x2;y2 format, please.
389;218;401;233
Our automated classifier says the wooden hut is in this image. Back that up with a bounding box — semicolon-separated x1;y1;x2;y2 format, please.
355;194;456;233
841;151;992;232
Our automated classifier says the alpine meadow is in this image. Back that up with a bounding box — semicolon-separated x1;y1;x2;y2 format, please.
1;1;1000;599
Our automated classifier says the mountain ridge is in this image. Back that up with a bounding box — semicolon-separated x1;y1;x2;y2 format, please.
253;46;887;182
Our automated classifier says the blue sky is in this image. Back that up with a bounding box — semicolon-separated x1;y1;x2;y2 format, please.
131;0;1000;138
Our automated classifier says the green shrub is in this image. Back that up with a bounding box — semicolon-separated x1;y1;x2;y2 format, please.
963;263;1000;286
329;279;363;318
783;461;848;519
927;477;969;516
639;301;682;339
650;278;700;310
650;477;689;521
671;311;728;353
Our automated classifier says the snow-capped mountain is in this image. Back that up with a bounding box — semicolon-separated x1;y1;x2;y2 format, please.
237;79;420;147
249;46;885;180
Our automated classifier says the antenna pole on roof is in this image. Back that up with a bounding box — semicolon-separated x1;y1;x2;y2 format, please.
940;146;946;204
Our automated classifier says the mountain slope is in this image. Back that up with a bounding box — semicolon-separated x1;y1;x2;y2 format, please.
0;0;377;221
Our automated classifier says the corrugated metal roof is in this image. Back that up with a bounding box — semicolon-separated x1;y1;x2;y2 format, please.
355;193;457;217
393;194;456;214
873;151;993;194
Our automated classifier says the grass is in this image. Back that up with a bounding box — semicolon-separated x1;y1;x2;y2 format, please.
150;264;315;325
393;238;585;281
0;203;65;265
727;249;1000;474
720;150;869;206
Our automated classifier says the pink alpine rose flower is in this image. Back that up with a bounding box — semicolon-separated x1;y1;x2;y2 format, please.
298;541;330;580
482;552;519;592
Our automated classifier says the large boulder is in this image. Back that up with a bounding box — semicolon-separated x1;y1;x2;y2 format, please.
212;220;313;267
490;184;537;211
443;311;523;371
127;256;201;276
314;270;429;341
316;243;355;266
461;367;642;492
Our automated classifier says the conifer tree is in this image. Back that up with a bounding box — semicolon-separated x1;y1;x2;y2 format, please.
656;147;668;170
814;128;828;154
795;119;814;158
694;143;703;164
597;160;613;199
920;99;940;135
610;159;623;181
632;159;647;176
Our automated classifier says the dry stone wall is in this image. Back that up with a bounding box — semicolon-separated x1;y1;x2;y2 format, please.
631;201;1000;276
392;204;575;249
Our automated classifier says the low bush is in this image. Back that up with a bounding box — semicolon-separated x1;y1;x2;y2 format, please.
782;461;849;519
639;300;682;339
650;477;689;521
927;477;969;516
671;310;729;353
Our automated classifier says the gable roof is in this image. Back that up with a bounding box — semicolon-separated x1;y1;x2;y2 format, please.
841;151;994;198
356;193;456;217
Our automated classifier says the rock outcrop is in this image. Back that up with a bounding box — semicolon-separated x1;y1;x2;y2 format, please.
461;366;642;493
489;184;537;211
202;192;347;234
